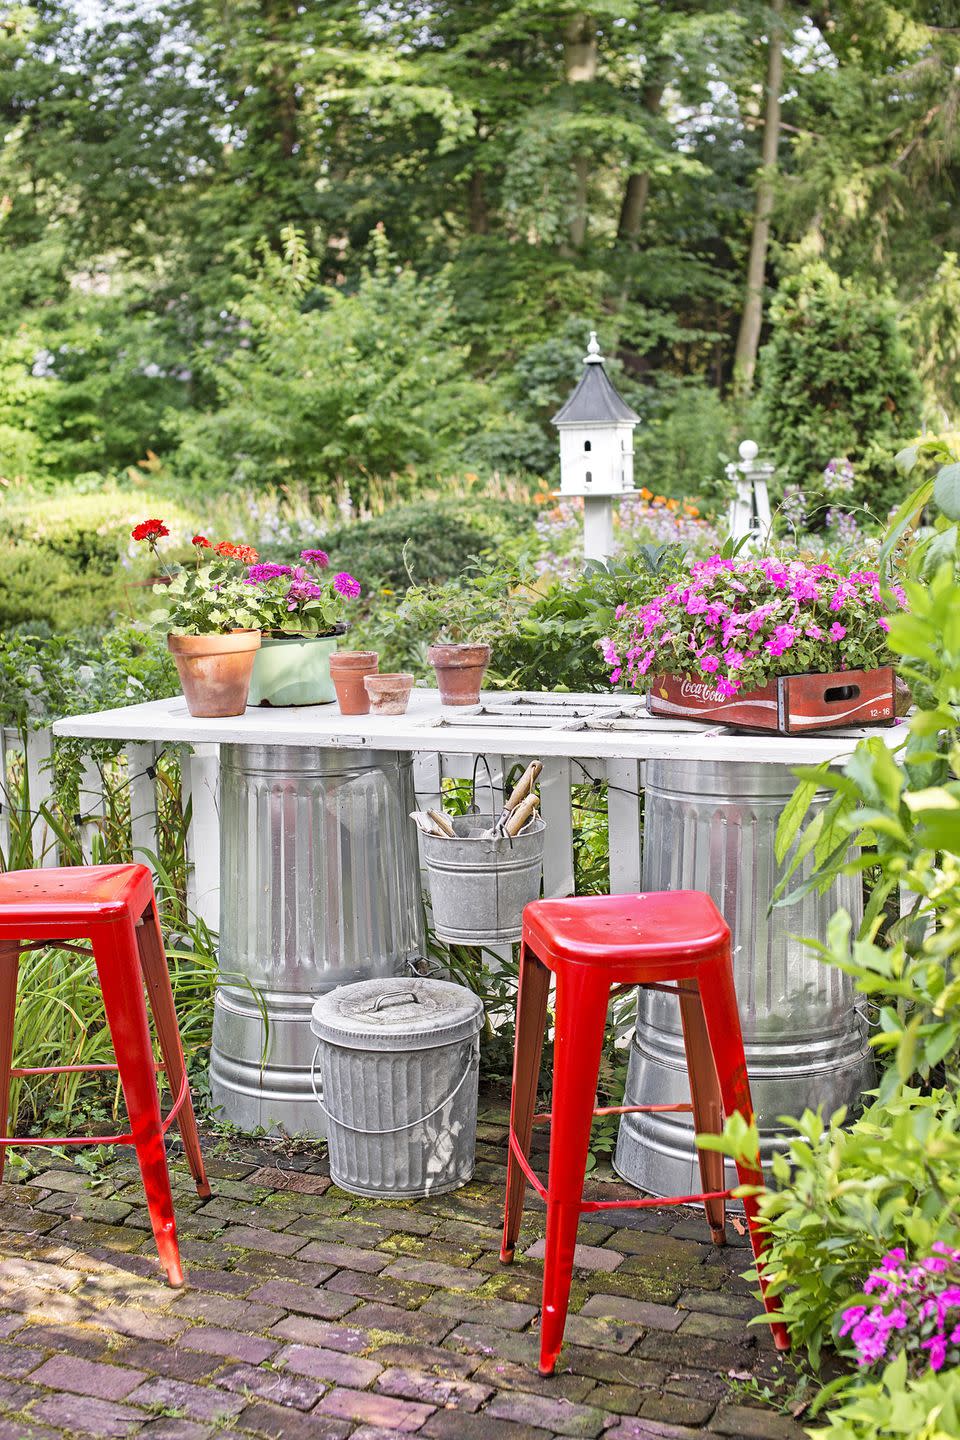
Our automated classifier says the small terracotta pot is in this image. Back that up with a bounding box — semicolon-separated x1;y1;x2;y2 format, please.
330;651;379;715
363;672;414;716
167;631;261;717
427;643;492;707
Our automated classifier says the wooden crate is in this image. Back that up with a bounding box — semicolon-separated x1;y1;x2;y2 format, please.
647;667;897;735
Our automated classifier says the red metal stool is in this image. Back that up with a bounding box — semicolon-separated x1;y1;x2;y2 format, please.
0;864;211;1287
501;890;788;1375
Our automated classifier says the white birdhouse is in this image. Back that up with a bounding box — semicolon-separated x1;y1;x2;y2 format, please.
552;332;640;498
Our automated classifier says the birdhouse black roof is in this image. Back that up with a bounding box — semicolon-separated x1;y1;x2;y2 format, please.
551;339;640;426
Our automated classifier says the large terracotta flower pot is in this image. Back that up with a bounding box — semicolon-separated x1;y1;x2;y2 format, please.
248;632;342;707
168;632;261;718
329;651;379;715
427;643;491;707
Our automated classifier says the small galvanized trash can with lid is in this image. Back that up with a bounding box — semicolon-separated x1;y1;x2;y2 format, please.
310;976;484;1198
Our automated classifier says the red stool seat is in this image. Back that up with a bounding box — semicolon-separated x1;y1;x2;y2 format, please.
521;891;729;970
501;891;788;1375
0;864;210;1287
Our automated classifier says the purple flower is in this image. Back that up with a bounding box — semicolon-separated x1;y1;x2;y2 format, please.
285;578;325;609
246;562;292;584
300;549;330;567
333;571;361;599
829;622;847;641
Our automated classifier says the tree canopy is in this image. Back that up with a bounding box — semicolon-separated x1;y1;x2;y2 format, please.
1;0;957;495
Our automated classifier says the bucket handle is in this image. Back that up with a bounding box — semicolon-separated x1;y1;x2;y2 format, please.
310;1041;477;1136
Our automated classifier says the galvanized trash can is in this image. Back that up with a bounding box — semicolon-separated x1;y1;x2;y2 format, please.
420;817;546;945
310;977;484;1198
614;757;871;1196
211;744;423;1138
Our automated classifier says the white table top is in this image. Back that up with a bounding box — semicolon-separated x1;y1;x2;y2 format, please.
53;688;904;766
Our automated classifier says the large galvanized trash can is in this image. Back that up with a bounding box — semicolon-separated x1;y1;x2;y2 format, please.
615;758;871;1195
310;977;484;1198
211;744;423;1137
421;816;545;945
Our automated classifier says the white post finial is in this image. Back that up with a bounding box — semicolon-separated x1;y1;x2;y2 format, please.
739;439;759;463
584;331;603;363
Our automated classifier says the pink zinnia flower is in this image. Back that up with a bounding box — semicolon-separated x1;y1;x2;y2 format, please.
300;549;330;567
333;571;361;599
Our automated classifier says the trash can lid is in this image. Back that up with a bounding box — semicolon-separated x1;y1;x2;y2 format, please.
310;976;484;1052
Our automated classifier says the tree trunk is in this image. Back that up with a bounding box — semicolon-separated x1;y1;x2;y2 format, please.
563;12;597;250
733;0;784;394
264;0;300;162
468;168;488;233
617;81;664;244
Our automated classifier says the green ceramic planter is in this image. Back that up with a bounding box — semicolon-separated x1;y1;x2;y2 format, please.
248;633;339;707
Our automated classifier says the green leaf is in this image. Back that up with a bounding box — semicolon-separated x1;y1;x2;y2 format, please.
880;477;934;569
933;461;960;520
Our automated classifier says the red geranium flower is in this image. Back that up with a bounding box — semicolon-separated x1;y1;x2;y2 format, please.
131;518;169;543
215;540;259;564
192;534;211;548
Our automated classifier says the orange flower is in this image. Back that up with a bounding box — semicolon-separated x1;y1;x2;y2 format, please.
639;487;653;501
653;495;666;507
666;497;678;511
215;541;259;564
684;504;700;518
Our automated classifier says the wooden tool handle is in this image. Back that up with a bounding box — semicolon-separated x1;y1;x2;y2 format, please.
426;808;456;837
504;792;539;837
504;761;542;813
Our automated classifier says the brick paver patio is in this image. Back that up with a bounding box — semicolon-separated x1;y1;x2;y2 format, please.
0;1102;806;1440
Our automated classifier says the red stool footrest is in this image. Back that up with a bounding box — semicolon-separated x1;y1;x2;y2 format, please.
507;1127;734;1214
0;1062;189;1148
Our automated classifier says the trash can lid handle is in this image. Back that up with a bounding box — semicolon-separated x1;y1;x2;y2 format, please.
371;990;419;1012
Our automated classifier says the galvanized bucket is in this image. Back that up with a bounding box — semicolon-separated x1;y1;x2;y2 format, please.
420;816;545;945
614;757;871;1196
310;977;484;1198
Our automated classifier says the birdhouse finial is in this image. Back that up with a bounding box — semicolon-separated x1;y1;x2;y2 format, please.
584;330;603;364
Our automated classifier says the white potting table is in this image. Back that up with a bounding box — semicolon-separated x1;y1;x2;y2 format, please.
53;688;902;925
52;690;902;1146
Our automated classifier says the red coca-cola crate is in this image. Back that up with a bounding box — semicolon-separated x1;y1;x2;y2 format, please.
647;667;896;735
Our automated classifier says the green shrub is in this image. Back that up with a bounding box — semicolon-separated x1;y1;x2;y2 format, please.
755;1090;960;1367
323;496;532;592
0;540;137;632
631;376;736;512
174;228;491;498
758;262;921;514
807;1355;960;1440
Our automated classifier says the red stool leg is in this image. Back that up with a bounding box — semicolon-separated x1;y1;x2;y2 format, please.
91;920;184;1287
677;978;726;1244
0;943;19;1184
136;903;210;1199
698;955;789;1351
501;941;551;1263
539;965;611;1376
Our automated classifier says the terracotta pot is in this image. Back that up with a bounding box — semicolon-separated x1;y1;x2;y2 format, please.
427;643;492;707
363;672;414;716
167;631;261;718
329;651;379;715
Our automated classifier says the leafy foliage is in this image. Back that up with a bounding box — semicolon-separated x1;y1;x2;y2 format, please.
758;263;921;506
